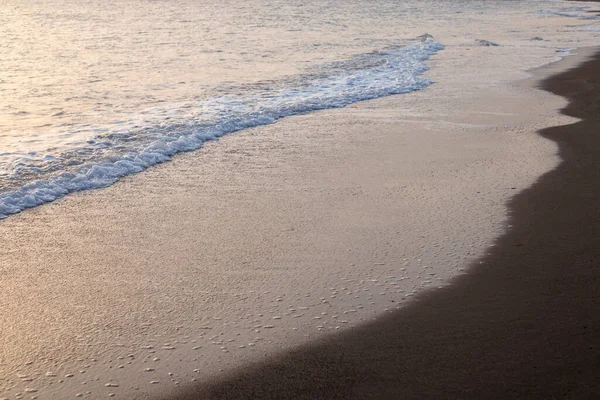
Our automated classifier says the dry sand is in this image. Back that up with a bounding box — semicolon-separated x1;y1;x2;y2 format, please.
176;48;600;400
0;45;595;399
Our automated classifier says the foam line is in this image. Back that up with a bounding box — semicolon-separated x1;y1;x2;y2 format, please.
0;38;444;219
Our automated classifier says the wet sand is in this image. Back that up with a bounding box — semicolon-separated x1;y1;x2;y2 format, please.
171;50;600;399
0;41;595;400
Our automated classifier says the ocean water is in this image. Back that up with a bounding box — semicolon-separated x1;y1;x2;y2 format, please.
0;0;597;218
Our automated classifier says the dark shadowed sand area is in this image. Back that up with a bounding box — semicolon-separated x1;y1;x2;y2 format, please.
171;50;600;400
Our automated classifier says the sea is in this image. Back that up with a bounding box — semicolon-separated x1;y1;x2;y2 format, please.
0;0;598;218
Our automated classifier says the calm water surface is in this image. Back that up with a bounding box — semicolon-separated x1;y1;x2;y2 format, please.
0;0;596;217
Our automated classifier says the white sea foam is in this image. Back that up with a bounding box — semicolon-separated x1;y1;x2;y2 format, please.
535;6;600;20
0;38;443;218
584;24;600;31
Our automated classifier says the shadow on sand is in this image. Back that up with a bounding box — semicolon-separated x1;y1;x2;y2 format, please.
171;51;600;399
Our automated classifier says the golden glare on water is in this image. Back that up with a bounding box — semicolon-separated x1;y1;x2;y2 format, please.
0;0;438;195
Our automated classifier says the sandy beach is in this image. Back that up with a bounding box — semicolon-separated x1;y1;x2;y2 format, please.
173;48;600;400
1;30;598;400
1;1;599;397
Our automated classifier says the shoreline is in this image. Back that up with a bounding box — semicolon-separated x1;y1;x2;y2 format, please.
0;39;596;400
171;48;600;399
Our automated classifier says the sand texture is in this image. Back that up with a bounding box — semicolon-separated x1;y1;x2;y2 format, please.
174;50;600;399
0;45;596;400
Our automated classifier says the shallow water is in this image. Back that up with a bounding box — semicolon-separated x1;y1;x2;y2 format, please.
1;0;597;217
